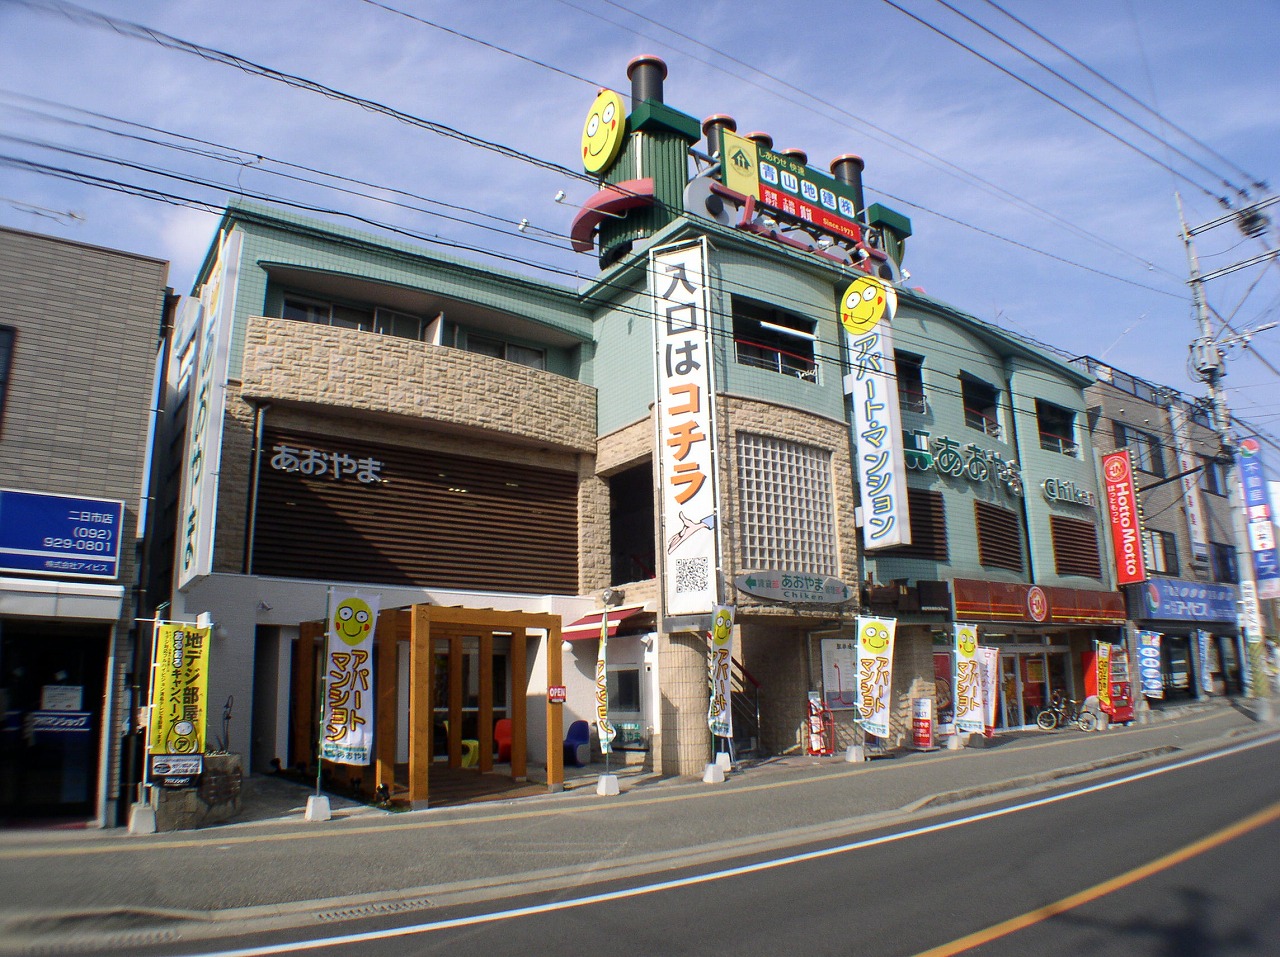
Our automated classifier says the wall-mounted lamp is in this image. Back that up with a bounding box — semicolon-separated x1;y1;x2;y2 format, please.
561;640;574;654
602;587;626;606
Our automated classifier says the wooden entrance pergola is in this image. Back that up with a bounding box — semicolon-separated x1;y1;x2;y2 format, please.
291;604;564;805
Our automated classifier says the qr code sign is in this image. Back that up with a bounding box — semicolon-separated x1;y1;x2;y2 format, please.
674;557;710;594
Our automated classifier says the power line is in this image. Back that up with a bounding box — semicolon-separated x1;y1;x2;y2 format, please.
924;0;1250;197
978;0;1269;195
878;0;1229;205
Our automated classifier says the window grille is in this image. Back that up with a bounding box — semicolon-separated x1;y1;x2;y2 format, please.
736;433;837;574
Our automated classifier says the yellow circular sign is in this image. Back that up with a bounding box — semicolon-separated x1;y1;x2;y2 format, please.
859;619;892;654
582;88;626;175
333;596;374;647
839;274;896;336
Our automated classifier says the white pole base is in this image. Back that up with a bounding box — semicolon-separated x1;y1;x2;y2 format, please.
946;734;963;750
128;802;156;835
844;745;864;763
304;795;332;822
702;763;725;784
715;751;732;771
596;774;620;796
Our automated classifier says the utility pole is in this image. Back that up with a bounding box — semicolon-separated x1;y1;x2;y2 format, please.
1179;193;1275;706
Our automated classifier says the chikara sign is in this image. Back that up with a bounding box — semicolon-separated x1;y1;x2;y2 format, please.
1101;449;1146;586
0;488;124;580
842;275;911;549
734;571;853;604
1042;477;1096;508
652;239;722;619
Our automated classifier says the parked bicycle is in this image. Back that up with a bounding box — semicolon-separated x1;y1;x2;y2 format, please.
1036;690;1098;732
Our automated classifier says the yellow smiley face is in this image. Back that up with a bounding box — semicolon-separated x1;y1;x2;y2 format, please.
333;597;373;647
711;607;734;646
839;275;896;336
957;630;977;657
582;88;626;174
860;622;891;654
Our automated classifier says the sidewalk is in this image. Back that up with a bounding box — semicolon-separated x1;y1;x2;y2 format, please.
0;699;1274;954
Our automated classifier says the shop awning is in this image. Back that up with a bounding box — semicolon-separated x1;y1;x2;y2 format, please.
562;605;648;641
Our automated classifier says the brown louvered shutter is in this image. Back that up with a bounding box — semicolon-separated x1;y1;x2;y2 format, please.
1050;515;1103;579
252;428;579;593
974;501;1024;572
882;488;948;560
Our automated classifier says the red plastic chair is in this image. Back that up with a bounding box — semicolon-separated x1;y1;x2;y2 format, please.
494;718;513;763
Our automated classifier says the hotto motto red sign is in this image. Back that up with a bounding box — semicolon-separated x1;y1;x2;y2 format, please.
1101;450;1146;585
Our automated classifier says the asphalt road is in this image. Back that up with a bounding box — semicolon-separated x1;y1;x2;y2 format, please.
139;733;1280;957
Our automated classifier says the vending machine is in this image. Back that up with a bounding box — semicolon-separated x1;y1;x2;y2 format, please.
1084;641;1135;725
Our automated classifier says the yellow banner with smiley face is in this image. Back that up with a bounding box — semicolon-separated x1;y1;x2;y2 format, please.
855;615;897;738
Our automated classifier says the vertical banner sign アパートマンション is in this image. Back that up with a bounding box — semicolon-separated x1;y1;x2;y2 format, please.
841;276;911;550
322;591;380;766
953;623;985;733
1101;449;1147;586
707;605;735;738
855;616;897;738
652;240;722;620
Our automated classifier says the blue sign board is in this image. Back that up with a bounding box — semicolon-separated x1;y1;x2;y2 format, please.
1129;578;1238;623
0;488;124;580
1136;631;1164;699
1237;437;1280;600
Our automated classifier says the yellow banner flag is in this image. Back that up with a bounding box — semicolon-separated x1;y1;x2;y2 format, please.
149;624;211;755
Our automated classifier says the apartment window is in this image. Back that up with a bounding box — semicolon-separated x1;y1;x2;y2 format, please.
737;433;836;574
1141;529;1178;575
1210;542;1238;583
961;376;1001;438
975;501;1023;572
373;308;427;341
1200;455;1228;496
1051;515;1103;578
0;326;13;432
282;295;374;331
465;335;546;371
1036;399;1077;455
1114;422;1166;477
896;351;926;414
732;299;819;383
880;488;948;561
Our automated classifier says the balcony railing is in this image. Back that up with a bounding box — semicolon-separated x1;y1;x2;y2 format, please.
734;338;820;383
964;408;1002;439
899;388;928;414
1039;432;1078;456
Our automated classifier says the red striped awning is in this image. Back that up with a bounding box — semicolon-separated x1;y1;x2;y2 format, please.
562;605;648;641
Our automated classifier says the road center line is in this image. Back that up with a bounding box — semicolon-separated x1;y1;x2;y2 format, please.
175;733;1280;957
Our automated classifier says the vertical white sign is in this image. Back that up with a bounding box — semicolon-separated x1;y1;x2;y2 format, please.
855;615;897;738
177;229;241;589
840;276;911;549
977;646;999;731
953;624;984;733
707;605;735;738
596;613;615;754
653;240;721;619
322;591;379;765
1170;404;1210;563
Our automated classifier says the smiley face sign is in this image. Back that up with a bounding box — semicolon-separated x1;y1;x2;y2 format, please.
332;596;374;647
582;88;626;175
839;274;897;336
859;619;893;655
711;605;734;648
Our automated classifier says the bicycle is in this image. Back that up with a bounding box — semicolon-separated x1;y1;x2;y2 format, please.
1036;690;1098;732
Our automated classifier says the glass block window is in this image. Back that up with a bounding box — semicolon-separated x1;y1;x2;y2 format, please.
736;433;837;574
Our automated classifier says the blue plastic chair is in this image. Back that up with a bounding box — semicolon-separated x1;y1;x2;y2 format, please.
564;720;591;767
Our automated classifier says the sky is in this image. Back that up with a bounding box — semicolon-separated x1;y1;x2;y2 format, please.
2;0;1277;449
